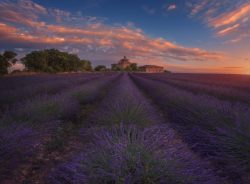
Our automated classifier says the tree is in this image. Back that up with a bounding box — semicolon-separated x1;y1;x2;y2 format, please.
111;65;120;71
0;55;8;75
111;63;137;72
3;51;17;63
21;50;49;72
130;63;138;71
22;49;92;73
0;51;17;75
80;60;92;71
95;65;107;72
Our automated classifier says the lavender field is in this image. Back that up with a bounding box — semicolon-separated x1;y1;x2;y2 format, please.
0;72;250;184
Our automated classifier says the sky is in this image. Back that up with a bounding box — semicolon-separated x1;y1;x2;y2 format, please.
0;0;250;74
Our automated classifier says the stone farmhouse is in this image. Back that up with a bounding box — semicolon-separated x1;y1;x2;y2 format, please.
111;56;135;70
111;56;164;73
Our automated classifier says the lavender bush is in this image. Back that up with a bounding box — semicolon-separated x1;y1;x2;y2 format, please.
89;74;158;127
49;124;220;184
48;124;224;184
207;123;250;173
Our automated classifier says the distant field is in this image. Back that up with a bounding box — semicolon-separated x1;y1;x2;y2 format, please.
0;73;249;184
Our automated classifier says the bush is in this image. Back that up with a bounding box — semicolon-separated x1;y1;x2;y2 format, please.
94;65;107;71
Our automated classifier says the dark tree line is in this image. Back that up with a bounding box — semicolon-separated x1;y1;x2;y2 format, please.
21;49;92;73
0;49;93;75
94;63;138;72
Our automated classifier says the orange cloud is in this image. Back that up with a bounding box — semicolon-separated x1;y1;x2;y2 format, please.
210;3;250;28
0;23;17;34
211;3;250;41
0;23;66;44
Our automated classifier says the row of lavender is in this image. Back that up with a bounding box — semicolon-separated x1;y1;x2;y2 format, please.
48;74;224;184
0;73;105;111
131;73;250;183
138;73;250;106
0;73;104;91
0;73;119;183
147;73;250;92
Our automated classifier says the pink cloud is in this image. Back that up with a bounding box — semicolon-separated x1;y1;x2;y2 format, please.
167;4;177;11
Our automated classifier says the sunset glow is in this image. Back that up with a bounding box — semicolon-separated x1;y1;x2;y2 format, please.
0;0;249;74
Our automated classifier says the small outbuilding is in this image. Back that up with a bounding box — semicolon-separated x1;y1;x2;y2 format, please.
139;65;164;73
